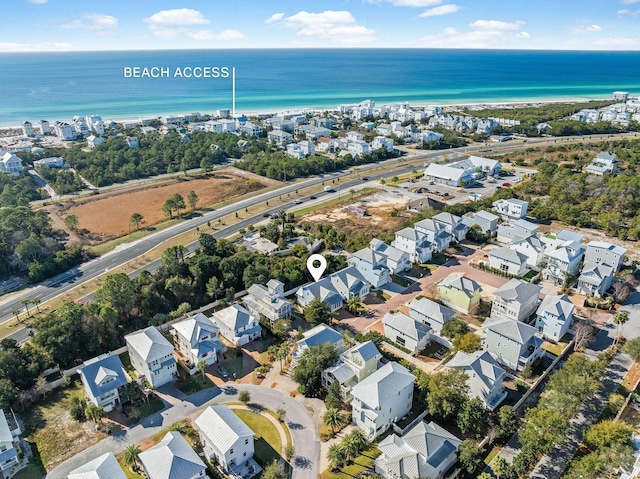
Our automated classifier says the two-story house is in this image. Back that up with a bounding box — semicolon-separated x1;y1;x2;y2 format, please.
414;218;452;253
584;241;627;271
436;274;483;315
322;341;382;402
391;227;433;264
78;353;128;412
244;280;292;324
544;240;584;284
370;239;412;274
492;198;529;219
488;247;529;276
382;311;432;354
447;350;507;410
195;405;259;476
535;294;574;342
125;327;177;389
407;297;456;336
491;279;542;323
171;313;221;371
496;219;538;244
0;409;21;479
138;431;207;479
461;210;499;236
68;453;127;479
508;236;545;270
294;324;347;364
482;317;545;371
351;362;415;439
0;152;23;176
432;212;469;243
267;129;293;147
577;261;615;297
349;249;392;288
211;305;261;346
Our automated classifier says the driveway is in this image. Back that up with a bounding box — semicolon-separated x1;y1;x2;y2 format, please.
45;385;320;479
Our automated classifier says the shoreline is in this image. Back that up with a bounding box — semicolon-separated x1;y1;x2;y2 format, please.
0;94;627;132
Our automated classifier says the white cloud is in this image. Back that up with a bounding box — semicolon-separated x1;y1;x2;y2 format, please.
266;10;375;44
61;13;118;30
409;19;528;48
144;9;209;26
0;42;72;52
265;13;285;24
617;8;640;15
419;4;461;17
28;0;48;4
592;36;640;48
572;24;602;34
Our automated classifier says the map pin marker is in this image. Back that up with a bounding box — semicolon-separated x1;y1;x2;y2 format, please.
307;254;327;282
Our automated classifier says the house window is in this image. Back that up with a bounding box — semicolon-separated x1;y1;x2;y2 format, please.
243;452;247;457
245;439;248;445
500;263;509;273
230;448;234;454
396;336;406;347
0;445;6;452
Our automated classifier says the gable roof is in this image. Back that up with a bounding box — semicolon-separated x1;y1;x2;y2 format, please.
348;340;382;363
438;274;482;298
351;362;415;409
138;431;206;479
536;294;574;320
68;452;127;479
212;304;257;333
297;324;344;349
171;313;218;346
447;350;506;393
125;327;174;362
194;405;254;453
493;278;541;303
475;210;499;222
483;316;538;344
432;212;461;227
383;311;432;342
586;240;627;256
579;261;614;285
407;297;456;324
78;354;128;399
395;227;427;242
510;235;544;252
490;247;527;265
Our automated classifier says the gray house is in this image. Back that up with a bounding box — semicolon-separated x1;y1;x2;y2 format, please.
491;279;541;323
432;212;468;242
482;317;545;371
462;210;499;236
535;294;574;342
138;431;207;479
577;262;615;297
584;241;626;271
408;297;456;335
496;219;539;244
447;350;507;410
382;311;431;354
488;247;528;276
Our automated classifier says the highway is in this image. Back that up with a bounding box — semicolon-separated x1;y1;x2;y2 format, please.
1;132;637;342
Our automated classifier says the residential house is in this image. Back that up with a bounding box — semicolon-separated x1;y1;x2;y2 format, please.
33;156;68;169
22;121;34;137
348;140;370;157
461;210;499;236
330;266;371;300
414;218;452;253
171;313;221;371
211;304;261;346
349;249;392;288
39;120;50;135
297;140;315;156
138;431;207;479
240;122;263;137
482;317;545;371
0;152;23;176
125;327;177;388
407;297;456;335
584;241;626;271
586;151;618;175
371;136;394;152
125;136;139;148
351;362;415;439
391;227;433;264
544;240;584;283
370;239;412;274
322;341;382;401
0;409;21;479
267;129;293;147
492;198;529;219
78;353;128;412
508;236;545;269
53;121;77;140
86;135;104;149
577;262;615;297
86;115;105;134
294;124;330;140
375;420;461;479
496;219;539;244
296;278;344;312
243;280;292;324
491;279;542;323
316;137;336;154
382;311;431;354
488;247;529;277
432;212;468;242
68;453;127;479
447;350;507;410
195;405;258;475
295;324;346;361
539;230;584;254
535;294;574;341
419;130;444;143
437;274;482;315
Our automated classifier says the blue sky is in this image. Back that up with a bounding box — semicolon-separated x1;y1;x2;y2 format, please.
2;0;640;51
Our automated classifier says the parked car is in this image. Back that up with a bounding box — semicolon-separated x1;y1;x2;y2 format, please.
294;199;303;204
502;182;512;187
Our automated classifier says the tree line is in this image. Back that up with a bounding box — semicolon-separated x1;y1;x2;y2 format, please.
0;172;46;207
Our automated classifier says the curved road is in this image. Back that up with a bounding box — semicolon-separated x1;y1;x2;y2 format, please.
45;384;320;479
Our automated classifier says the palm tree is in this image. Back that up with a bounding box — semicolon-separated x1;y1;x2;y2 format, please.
122;444;142;469
327;443;347;469
346;296;364;316
277;342;292;369
84;404;106;423
613;311;630;343
196;360;207;382
323;407;343;435
342;433;360;462
11;309;20;322
19;298;31;317
347;428;367;453
32;297;41;313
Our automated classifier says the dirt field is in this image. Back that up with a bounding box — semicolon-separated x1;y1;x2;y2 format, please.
50;168;272;242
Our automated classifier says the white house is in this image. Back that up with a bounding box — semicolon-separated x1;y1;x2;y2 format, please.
586;151;618;175
195;405;259;476
382;311;431;354
86;135;104;149
371;136;394;152
482;317;545;371
391;227;433;263
375;420;461;479
351;362;415;439
419;130;444;143
267;129;293;147
0;152;23;176
432;212;468;242
39;120;51;135
461;210;499;236
322;341;382;402
349;248;392;288
22;121;34;137
508;236;545;269
407;297;456;335
544;240;584;283
488;247;529;277
171;313;221;371
295;324;346;361
370;239;412;274
34;157;68;169
414;218;452;253
496;219;539;244
348;140;370;157
584;241;626;271
535;294;574;342
68;452;127;479
138;431;207;479
125;327;177;388
577;262;615;297
0;410;21;479
492;198;529;219
78;353;128;412
491;279;542;323
447;350;507;411
126;136;139;148
53;121;77;140
244;280;292;324
296;266;371;311
211;305;261;346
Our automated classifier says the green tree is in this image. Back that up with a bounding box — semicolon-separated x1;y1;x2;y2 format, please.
206;276;223;300
458;439;484;475
239;390;251;403
196;360;207;382
64;214;79;233
344;429;367;459
427;369;469;419
564;452;603;479
171;193;186;217
584;420;633;450
275;407;286;422
477;473;493;479
441;317;469;339
457;398;488;438
346;296;365;316
327;443;347;469
453;332;482;353
200;157;213;173
122;444;142;468
85;404;106;423
293;343;339;396
261;460;287;479
129;212;144;230
326;380;342;410
493;456;510;479
520;406;569;456
612;311;630;343
284;443;295;461
323;407;343;435
624;336;640;362
304;298;332;326
0;379;17;410
162;198;174;218
497;405;519;439
95;272;135;319
187;190;199;211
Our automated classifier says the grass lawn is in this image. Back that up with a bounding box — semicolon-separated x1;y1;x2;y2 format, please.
319;444;381;479
138;397;165;419
485;446;502;465
223;350;245;380
542;340;569;356
176;373;216;395
12;462;46;479
115;455;145;479
233;409;283;466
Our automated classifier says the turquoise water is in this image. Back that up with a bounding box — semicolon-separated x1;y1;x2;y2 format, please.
1;49;639;126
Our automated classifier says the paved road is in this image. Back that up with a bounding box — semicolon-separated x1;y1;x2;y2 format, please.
45;384;320;479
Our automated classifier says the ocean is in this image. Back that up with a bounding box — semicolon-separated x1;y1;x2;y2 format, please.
1;49;640;127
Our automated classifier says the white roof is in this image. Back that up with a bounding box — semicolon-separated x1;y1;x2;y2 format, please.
586;240;627;256
0;410;12;444
438;274;482;298
138;431;206;479
171;313;218;346
194;405;254;453
536;294;574;320
408;297;456;324
68;452;127;479
493;278;541;304
483;316;538;344
212;304;257;333
351;362;415;409
424;163;467;182
383;311;431;342
447;350;506;397
490;247;527;265
125;327;174;362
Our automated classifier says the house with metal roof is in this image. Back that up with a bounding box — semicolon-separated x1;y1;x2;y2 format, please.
482;317;545;371
349;248;393;288
195;405;260;477
496;219;538;244
125;327;177;389
67;452;127;479
414;219;452;253
584;240;627;271
585;151;618;176
78;353;128;412
375;420;462;479
243;280;292;324
370;239;412;274
392;227;433;263
535;294;574;342
0;409;21;479
544;240;584;284
508;235;545;269
138;431;206;479
461;210;499;236
296;266;371;311
329;266;371;300
446;350;507;410
436;274;483;315
491;278;541;323
492;198;529;220
171;313;221;371
351;362;415;439
211;304;261;346
577;261;615;297
432;212;468;243
382;311;431;354
407;297;456;336
488;247;529;277
322;341;382;402
295;324;346;360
